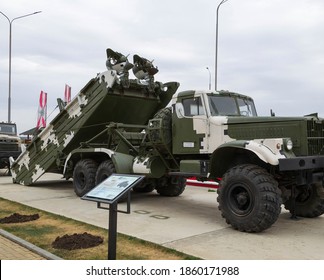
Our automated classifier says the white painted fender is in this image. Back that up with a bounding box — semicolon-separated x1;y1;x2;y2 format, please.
245;139;286;165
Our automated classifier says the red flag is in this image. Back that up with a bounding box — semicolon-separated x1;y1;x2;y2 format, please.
64;84;71;104
36;91;47;129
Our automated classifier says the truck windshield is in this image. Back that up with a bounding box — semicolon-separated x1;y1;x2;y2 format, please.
208;95;257;117
0;123;17;135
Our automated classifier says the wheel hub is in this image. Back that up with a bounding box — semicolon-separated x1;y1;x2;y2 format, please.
228;185;253;215
236;192;248;207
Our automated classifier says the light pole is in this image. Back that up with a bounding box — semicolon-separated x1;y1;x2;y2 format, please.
206;67;211;90
215;0;229;91
0;11;41;123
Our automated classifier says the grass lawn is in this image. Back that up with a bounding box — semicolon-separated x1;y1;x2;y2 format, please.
0;197;200;260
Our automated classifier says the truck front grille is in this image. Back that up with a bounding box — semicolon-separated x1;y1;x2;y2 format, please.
0;142;19;151
307;120;324;155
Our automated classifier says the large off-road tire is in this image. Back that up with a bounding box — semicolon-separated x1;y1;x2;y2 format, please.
73;159;98;197
95;160;129;202
133;180;156;193
217;164;282;233
95;160;116;185
284;183;324;218
155;176;186;197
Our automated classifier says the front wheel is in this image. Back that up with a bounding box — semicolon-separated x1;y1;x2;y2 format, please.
73;159;98;197
217;164;281;233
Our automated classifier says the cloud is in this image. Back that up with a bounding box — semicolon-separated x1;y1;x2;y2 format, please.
0;0;324;132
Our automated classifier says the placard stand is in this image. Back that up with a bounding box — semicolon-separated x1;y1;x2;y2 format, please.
82;174;144;260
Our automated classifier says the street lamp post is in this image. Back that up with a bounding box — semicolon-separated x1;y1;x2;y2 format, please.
206;67;211;90
0;11;41;123
215;0;229;91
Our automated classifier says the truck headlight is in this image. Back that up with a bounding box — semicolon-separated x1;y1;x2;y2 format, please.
284;139;293;151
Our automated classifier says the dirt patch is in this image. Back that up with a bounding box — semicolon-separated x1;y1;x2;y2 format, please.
0;213;40;224
52;232;104;250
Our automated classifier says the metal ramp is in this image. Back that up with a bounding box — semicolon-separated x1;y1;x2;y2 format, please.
11;69;178;185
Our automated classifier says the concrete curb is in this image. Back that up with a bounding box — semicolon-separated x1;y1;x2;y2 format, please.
0;229;62;260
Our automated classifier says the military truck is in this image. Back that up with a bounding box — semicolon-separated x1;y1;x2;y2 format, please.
0;122;21;170
10;48;324;232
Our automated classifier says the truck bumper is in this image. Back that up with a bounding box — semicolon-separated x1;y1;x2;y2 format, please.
279;156;324;171
0;151;21;168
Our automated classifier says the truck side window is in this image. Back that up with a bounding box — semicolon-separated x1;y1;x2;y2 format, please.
182;97;204;117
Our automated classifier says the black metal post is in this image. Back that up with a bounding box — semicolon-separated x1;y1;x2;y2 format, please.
108;201;118;260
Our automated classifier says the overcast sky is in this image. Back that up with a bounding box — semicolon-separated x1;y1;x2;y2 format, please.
1;0;324;133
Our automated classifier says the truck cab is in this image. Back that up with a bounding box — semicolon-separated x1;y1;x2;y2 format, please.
0;122;21;169
171;90;257;155
170;90;295;179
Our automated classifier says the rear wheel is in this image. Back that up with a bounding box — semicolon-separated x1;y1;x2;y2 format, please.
217;164;281;233
95;160;130;202
284;183;324;217
73;159;98;197
133;180;156;193
155;176;186;197
95;160;116;185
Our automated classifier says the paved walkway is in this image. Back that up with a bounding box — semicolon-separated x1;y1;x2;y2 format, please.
0;229;61;260
1;173;324;260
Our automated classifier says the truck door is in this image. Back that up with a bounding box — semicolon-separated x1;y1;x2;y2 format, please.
172;96;209;154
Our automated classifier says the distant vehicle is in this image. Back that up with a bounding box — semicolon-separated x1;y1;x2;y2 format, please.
0;122;21;169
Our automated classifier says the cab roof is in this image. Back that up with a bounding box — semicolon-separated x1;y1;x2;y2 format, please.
173;89;254;101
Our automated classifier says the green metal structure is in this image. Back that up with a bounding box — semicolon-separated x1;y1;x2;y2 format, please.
11;49;178;186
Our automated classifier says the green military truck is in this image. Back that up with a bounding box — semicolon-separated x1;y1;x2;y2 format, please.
11;48;324;232
0;122;21;170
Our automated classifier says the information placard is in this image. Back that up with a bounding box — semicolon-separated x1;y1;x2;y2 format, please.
82;174;144;204
81;174;145;259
